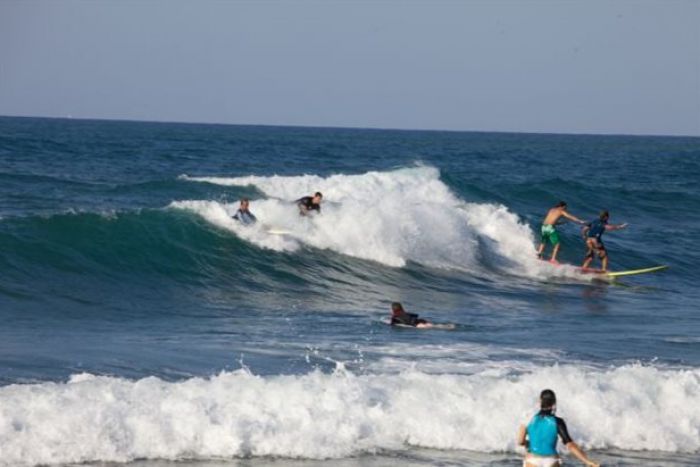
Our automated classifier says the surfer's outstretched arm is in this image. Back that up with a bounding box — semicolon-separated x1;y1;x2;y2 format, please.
606;222;628;231
565;441;599;467
562;210;586;224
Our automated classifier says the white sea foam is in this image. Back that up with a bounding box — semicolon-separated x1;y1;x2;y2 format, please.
1;363;698;465
177;167;582;280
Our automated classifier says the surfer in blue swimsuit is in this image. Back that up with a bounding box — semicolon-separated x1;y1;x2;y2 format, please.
581;210;627;271
517;389;599;467
232;198;257;225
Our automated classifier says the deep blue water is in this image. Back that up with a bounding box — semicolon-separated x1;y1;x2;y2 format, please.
0;116;699;466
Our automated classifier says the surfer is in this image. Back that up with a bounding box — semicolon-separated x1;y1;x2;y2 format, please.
232;198;257;225
517;389;600;467
536;201;586;264
581;210;628;272
390;302;432;328
296;192;323;216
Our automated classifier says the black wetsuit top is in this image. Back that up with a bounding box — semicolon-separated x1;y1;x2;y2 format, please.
586;218;608;241
391;312;422;326
297;196;320;213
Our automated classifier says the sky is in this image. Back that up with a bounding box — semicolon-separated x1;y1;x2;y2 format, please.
1;0;699;136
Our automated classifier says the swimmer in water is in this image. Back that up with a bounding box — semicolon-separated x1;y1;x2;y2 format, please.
517;389;599;467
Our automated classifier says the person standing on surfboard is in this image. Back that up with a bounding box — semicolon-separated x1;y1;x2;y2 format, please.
232;198;257;225
517;389;600;467
581;210;627;272
536;201;586;264
296;192;323;216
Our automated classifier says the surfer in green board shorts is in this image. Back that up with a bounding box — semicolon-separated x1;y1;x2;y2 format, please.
536;201;586;264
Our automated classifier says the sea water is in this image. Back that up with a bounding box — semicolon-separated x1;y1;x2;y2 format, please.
0;117;699;466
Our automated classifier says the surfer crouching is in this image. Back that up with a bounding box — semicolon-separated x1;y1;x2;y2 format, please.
232;198;257;225
296;192;323;216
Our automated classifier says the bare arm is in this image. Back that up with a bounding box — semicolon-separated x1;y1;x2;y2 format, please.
565;441;599;467
581;224;590;239
562;211;586;224
605;223;628;231
516;424;528;447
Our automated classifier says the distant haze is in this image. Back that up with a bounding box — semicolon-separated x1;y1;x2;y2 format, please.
1;0;698;136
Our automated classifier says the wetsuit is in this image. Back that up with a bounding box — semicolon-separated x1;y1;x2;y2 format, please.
297;196;320;214
391;312;427;326
233;209;257;225
584;218;607;258
525;411;572;466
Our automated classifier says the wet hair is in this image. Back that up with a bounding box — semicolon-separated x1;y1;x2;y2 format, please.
391;302;404;314
555;201;567;208
241;198;249;203
599;210;610;220
540;389;557;410
315;192;323;198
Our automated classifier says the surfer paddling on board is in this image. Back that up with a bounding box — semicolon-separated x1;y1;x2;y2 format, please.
232;198;257;225
581;210;627;272
389;302;432;328
517;389;600;467
296;192;322;216
536;201;586;264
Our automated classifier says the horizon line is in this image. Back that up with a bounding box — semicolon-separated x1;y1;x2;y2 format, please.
1;113;698;139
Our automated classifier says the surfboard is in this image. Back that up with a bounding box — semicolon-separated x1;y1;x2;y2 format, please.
384;319;456;330
579;265;669;278
267;228;293;235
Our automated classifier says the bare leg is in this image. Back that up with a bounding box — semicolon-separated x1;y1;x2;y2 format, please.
537;243;546;258
550;243;561;262
601;254;608;272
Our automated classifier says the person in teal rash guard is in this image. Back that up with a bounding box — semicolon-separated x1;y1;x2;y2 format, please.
517;389;599;467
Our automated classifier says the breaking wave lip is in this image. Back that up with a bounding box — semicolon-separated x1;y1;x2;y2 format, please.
1;361;698;466
177;167;586;281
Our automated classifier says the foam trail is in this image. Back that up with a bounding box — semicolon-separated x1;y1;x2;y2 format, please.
178;167;578;279
1;364;698;465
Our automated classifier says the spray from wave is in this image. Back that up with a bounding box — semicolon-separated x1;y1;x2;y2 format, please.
1;362;698;466
177;167;579;279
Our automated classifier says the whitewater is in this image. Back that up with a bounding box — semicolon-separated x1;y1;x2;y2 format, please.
176;167;580;281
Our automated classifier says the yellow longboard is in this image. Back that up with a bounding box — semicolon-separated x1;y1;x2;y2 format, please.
580;265;669;278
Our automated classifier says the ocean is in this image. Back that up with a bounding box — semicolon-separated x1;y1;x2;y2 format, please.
0;116;698;466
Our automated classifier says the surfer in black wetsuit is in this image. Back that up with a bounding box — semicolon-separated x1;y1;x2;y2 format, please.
296;192;323;216
390;302;431;327
232;198;257;225
581;210;627;271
